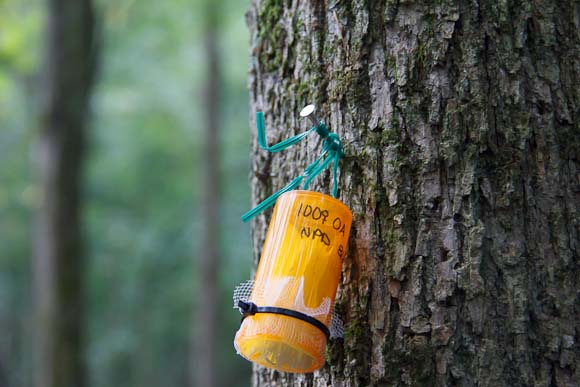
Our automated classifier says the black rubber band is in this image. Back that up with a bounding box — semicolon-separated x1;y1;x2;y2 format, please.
238;300;330;338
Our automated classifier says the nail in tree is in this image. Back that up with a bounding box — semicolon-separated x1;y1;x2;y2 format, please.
246;1;580;386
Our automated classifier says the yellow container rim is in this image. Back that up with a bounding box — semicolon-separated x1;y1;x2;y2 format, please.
280;190;352;218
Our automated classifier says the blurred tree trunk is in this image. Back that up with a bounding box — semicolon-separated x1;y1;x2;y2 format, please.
247;1;580;386
0;360;7;387
33;1;96;387
193;1;221;387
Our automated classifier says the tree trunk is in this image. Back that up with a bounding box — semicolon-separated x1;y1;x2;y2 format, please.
246;1;580;386
33;1;96;387
0;360;7;387
193;1;221;387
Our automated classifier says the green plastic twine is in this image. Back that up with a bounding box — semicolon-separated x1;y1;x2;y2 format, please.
241;111;343;222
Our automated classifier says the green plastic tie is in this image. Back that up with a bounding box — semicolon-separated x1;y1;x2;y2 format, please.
241;110;343;222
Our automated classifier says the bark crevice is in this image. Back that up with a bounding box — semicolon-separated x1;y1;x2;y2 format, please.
248;1;580;386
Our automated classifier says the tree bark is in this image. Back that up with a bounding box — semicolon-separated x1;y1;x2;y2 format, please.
246;1;580;386
33;1;96;387
193;1;221;387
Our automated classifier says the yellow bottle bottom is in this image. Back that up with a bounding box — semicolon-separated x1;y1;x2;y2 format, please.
234;314;326;373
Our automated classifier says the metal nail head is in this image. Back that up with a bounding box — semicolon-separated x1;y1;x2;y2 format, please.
300;104;321;127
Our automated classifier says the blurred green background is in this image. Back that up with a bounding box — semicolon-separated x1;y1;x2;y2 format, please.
0;0;252;386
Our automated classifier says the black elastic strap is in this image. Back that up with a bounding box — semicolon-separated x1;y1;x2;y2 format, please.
238;300;330;339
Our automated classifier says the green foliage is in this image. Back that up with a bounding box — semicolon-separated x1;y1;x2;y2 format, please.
0;0;253;386
0;0;42;74
0;1;42;385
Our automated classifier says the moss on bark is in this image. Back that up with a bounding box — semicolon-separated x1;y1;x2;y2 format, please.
247;0;580;386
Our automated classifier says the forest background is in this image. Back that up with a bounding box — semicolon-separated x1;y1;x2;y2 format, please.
0;0;253;386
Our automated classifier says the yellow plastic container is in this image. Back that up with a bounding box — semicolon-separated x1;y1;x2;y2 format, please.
234;190;352;373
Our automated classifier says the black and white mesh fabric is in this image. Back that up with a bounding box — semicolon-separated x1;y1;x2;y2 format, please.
232;279;344;339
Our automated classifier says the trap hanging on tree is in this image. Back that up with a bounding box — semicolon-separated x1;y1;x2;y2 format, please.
233;104;352;373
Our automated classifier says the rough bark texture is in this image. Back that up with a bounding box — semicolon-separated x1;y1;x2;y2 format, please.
33;1;96;387
246;0;580;386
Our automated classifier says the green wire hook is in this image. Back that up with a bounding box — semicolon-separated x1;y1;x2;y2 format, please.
241;105;344;222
